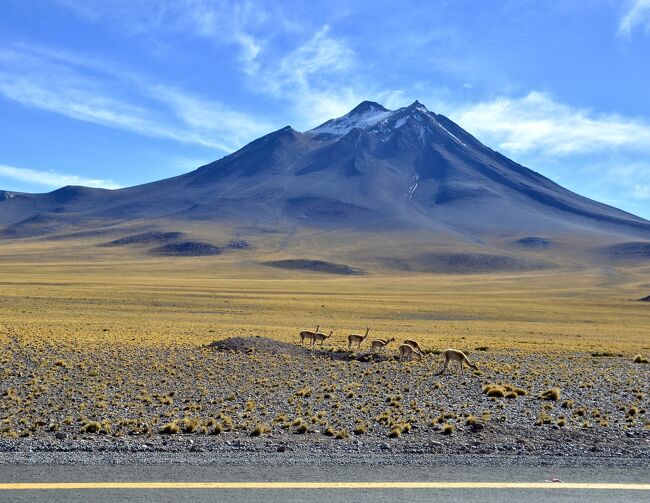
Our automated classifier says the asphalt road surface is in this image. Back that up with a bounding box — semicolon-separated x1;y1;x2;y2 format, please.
1;463;649;503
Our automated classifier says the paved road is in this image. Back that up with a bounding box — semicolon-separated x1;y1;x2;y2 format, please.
1;463;648;503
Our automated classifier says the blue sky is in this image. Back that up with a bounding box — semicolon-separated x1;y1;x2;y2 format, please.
1;0;650;218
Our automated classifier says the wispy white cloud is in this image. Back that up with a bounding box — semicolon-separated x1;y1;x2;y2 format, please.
52;0;277;75
149;85;272;148
0;164;121;189
49;1;395;129
448;91;650;156
248;25;406;128
619;0;650;37
0;44;272;152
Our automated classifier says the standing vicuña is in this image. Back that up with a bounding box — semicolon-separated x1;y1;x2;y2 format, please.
439;349;478;374
299;325;319;346
399;343;422;362
313;330;333;346
348;328;370;351
370;337;395;353
403;339;423;354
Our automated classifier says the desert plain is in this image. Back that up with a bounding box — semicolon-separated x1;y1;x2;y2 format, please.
0;234;648;465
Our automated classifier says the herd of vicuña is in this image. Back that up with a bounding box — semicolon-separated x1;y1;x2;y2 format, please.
299;326;479;373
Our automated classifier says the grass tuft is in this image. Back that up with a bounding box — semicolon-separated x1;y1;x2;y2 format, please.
250;423;271;436
160;420;179;434
539;388;561;401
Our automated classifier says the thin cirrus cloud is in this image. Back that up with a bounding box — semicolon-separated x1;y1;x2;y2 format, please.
250;25;406;129
0;164;121;190
448;91;650;157
619;0;650;37
0;45;272;153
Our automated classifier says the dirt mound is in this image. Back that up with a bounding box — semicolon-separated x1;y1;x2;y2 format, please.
149;241;222;256
208;336;390;362
261;259;365;275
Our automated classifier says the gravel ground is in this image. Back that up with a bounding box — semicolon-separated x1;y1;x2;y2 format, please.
1;337;648;465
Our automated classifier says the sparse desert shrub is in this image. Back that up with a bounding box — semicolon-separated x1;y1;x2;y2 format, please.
335;429;349;439
295;386;312;398
561;400;574;409
633;354;649;364
540;388;561;401
294;422;308;434
353;424;367;435
591;351;616;358
181;417;200;433
534;412;553;426
474;346;489;352
388;427;402;438
81;421;101;433
442;423;454;435
465;415;477;425
250;423;271;436
323;426;335;437
160;420;179;434
483;384;505;398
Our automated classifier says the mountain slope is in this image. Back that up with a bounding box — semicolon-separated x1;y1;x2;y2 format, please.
1;100;649;246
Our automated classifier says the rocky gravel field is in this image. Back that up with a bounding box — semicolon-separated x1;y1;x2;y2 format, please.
1;336;648;464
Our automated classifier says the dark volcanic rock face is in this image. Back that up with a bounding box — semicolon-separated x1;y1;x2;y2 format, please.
387;252;549;274
262;259;365;275
149;241;222;256
226;239;252;250
103;232;184;246
516;237;552;248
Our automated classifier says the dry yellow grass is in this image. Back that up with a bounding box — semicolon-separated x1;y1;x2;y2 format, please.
0;250;648;354
0;244;648;442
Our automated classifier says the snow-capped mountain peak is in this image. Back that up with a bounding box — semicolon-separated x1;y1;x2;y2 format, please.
308;101;392;137
307;100;440;138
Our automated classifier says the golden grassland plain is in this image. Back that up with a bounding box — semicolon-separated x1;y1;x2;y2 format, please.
0;248;649;444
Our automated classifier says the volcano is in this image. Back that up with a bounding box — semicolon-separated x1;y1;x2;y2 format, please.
1;100;649;269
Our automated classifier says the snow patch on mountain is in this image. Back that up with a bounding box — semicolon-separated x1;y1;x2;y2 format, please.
309;107;391;137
